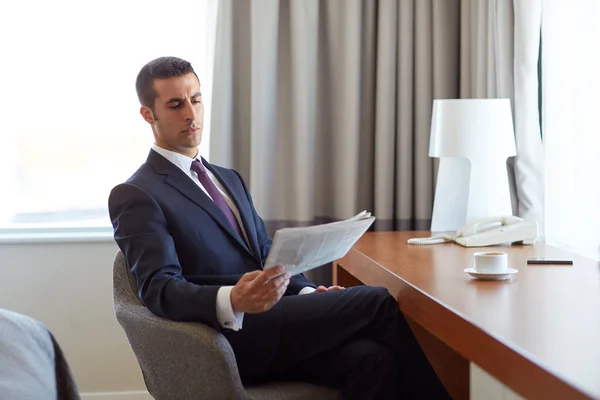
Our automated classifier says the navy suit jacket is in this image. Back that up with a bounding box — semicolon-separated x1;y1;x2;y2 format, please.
108;150;316;332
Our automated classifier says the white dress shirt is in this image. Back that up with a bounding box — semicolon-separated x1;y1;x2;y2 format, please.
151;145;315;331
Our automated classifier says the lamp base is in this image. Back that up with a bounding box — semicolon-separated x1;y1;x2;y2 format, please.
431;157;514;233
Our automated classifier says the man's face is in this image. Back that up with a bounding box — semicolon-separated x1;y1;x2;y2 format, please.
141;72;203;158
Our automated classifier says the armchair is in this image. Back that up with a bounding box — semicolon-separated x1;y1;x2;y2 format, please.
113;250;338;400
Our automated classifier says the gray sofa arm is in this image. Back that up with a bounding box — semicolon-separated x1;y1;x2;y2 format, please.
115;301;247;400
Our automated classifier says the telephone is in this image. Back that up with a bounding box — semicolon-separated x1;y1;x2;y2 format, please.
407;216;538;247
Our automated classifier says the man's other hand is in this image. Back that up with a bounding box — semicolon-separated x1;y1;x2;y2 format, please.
230;266;291;313
314;285;345;293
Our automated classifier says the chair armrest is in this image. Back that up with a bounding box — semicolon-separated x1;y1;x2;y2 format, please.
115;301;247;400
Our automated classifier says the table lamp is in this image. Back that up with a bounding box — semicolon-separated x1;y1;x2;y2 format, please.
429;98;516;232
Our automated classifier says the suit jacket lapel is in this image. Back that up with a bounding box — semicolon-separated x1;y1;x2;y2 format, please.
202;160;262;262
147;151;253;257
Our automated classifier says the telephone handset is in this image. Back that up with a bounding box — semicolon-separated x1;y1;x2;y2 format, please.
408;216;538;247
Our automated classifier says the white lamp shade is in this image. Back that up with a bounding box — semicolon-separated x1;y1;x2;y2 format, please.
429;99;516;159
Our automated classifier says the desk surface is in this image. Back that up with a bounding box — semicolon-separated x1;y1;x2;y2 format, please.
335;231;600;400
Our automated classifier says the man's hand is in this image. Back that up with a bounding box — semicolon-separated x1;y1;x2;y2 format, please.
230;266;291;313
314;285;345;293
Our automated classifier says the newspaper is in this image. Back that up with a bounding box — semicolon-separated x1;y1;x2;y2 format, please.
264;211;376;276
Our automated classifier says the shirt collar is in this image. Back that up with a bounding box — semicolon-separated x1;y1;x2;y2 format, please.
151;143;200;175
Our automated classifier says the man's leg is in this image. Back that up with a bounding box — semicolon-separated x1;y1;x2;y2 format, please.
262;285;448;398
270;338;400;400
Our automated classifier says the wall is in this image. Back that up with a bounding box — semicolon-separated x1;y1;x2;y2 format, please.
0;240;149;398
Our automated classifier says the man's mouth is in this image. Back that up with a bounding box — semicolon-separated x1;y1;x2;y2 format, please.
183;127;198;134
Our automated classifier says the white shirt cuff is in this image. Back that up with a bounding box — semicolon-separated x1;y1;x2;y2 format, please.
299;286;317;295
216;286;244;331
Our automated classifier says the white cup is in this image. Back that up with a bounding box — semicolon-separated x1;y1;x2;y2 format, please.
473;252;508;273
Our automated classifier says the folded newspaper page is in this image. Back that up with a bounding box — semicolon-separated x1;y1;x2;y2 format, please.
264;211;376;276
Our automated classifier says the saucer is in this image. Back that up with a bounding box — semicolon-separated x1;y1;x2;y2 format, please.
464;268;518;281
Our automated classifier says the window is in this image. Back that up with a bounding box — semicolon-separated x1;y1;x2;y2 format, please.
543;0;600;260
0;0;218;230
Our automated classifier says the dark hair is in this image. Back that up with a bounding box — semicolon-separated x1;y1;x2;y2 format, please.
135;56;198;112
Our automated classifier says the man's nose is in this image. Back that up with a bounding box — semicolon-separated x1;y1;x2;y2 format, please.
183;100;196;121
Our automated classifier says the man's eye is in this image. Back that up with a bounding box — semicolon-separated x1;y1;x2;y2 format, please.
169;103;181;109
192;100;202;104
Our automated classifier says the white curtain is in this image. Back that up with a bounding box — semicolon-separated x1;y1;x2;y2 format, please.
542;0;600;260
512;0;545;233
196;0;220;160
460;0;545;234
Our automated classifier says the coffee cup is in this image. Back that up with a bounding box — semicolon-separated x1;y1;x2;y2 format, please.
473;252;508;273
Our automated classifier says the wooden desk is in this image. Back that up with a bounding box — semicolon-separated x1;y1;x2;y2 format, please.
333;232;600;400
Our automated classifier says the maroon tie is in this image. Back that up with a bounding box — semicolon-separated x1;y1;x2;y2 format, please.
191;160;244;239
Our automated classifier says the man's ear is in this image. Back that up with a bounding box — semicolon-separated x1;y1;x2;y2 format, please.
140;106;156;124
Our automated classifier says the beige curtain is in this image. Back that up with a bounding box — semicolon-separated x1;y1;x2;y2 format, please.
211;0;460;284
211;0;460;226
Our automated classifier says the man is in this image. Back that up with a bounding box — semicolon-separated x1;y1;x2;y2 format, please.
109;56;448;399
